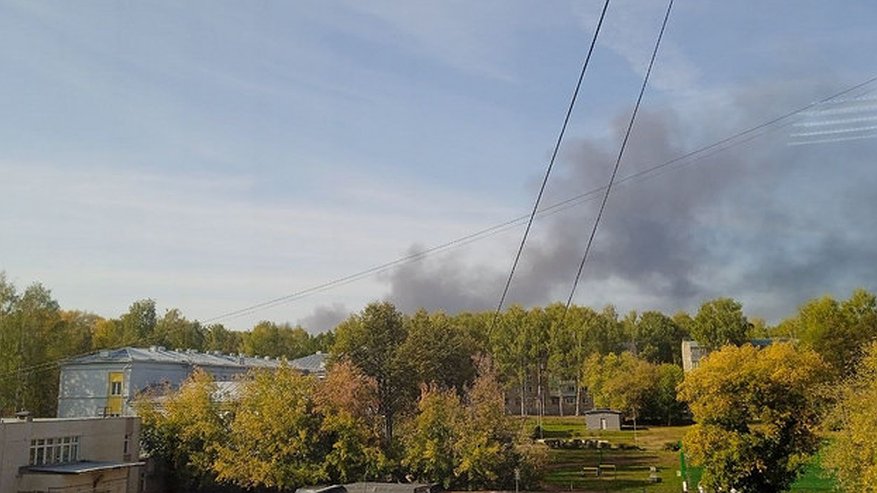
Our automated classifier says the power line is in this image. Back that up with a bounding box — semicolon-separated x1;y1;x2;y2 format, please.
200;74;877;325
5;79;877;389
564;0;674;312
492;0;611;326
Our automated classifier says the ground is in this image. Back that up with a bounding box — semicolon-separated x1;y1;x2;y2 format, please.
515;416;834;493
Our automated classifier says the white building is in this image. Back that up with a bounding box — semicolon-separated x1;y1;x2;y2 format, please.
0;415;141;493
58;347;327;418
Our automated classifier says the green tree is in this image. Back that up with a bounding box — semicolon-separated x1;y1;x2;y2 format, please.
203;323;242;354
242;321;311;359
332;301;411;446
400;310;476;392
678;343;828;493
154;308;205;351
784;289;877;377
584;352;655;440
120;298;158;345
649;363;685;425
823;341;877;491
489;305;535;417
691;298;749;350
402;384;465;487
633;311;687;365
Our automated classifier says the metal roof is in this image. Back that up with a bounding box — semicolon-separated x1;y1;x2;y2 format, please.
24;460;145;475
289;352;328;374
62;346;282;370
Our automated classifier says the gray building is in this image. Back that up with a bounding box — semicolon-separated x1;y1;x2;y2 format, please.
682;338;785;372
584;409;623;431
0;415;142;493
57;347;329;418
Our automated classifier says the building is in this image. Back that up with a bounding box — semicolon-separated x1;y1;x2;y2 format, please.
681;339;783;372
0;414;142;493
681;340;710;372
584;409;623;431
58;347;327;418
504;376;592;416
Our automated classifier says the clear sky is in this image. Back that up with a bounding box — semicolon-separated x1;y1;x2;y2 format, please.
2;1;876;331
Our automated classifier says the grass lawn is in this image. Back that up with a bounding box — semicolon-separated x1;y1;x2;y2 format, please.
517;416;834;492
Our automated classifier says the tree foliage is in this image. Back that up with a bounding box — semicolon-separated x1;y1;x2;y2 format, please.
690;298;750;350
137;370;228;492
401;357;543;490
823;341;877;491
332;301;411;446
678;343;828;493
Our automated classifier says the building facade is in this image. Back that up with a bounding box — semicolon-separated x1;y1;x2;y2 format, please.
0;415;141;493
58;347;325;418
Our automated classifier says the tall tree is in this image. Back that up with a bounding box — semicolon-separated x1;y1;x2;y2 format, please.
632;311;688;365
399;310;476;392
120;298;158;345
154;308;205;351
242;321;311;359
690;298;750;350
678;343;828;493
332;301;411;446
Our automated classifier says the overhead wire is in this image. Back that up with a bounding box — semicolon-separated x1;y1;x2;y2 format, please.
563;0;674;313
200;74;877;325
492;0;611;327
5;80;877;384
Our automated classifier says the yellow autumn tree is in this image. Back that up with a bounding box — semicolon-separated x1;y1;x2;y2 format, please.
213;365;328;490
823;342;877;491
678;343;828;493
137;369;227;492
314;359;387;483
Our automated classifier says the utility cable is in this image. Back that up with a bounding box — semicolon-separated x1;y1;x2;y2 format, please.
564;0;674;313
200;74;877;325
491;0;611;327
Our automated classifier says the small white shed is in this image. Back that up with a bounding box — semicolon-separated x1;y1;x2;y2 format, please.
584;409;623;431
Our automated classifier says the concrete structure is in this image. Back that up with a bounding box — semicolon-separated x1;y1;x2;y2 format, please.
57;346;308;418
584;409;623;431
0;415;141;493
682;339;784;372
681;340;710;372
504;376;592;416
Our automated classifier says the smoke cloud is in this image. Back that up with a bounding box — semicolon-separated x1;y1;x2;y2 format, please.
375;79;877;322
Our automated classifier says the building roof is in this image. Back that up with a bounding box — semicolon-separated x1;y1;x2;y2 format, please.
289;352;328;374
23;460;145;475
583;408;623;415
62;346;282;370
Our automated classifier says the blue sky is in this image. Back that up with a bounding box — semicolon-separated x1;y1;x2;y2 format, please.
2;1;876;331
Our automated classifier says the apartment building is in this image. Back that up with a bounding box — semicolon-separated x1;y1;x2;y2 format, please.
0;414;141;493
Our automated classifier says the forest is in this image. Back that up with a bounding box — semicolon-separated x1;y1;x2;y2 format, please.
1;272;876;491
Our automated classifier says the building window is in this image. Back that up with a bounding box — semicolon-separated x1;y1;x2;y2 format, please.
110;381;123;396
124;434;130;454
30;436;79;465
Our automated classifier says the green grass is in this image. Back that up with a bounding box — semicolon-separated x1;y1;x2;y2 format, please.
518;416;835;492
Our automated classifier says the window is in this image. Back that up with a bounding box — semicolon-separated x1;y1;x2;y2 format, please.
110;381;122;396
30;436;79;465
123;434;130;454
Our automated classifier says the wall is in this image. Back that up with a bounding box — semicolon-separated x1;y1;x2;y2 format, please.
0;416;140;493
